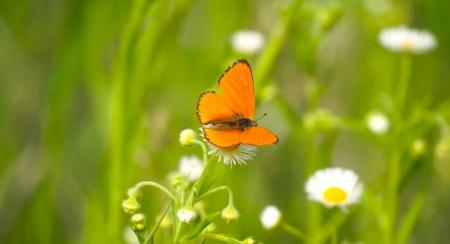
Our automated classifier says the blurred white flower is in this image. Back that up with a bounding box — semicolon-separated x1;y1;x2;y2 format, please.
123;227;139;244
231;30;265;55
366;112;390;135
305;167;363;209
177;208;197;224
178;156;204;181
260;205;282;229
379;26;437;54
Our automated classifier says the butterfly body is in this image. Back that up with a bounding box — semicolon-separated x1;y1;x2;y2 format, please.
203;117;257;131
197;59;278;149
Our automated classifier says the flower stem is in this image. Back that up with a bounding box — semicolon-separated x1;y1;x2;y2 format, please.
135;181;176;200
196;186;233;205
200;233;242;244
384;52;413;244
254;0;301;90
397;53;412;113
282;222;309;241
191;140;212;198
144;201;173;244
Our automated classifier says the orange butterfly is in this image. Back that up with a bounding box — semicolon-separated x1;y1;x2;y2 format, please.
197;59;279;148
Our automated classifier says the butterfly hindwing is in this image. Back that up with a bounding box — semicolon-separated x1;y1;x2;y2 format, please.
218;59;255;120
197;91;235;124
203;128;243;148
241;127;279;146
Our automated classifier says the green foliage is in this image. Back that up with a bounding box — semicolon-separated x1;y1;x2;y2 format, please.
0;0;449;243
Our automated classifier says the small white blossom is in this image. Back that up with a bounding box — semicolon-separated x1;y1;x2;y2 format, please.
178;156;204;181
260;205;282;229
305;167;363;209
379;26;437;54
177;208;197;224
231;30;265;55
366;112;390;135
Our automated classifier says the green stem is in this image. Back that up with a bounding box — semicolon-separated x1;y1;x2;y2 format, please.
384;53;412;244
196;186;233;205
195;140;209;169
144;201;173;244
397;54;412;113
331;227;337;244
135;181;176;200
189;140;211;201
254;0;301;90
282;222;309;241
397;192;425;244
108;0;147;241
305;132;322;239
200;233;242;244
312;210;349;243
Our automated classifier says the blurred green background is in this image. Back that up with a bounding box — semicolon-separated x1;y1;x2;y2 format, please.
0;0;449;243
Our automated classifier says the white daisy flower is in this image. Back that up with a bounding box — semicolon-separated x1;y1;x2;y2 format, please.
231;30;265;55
260;205;282;230
177;208;197;224
305;167;363;209
199;128;257;165
379;26;437;54
207;142;257;165
178;156;204;181
366;112;390;135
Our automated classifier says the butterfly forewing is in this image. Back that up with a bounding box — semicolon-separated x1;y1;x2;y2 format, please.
218;60;255;119
197;91;235;124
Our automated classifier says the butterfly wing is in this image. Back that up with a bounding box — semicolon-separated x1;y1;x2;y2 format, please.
197;91;235;124
218;59;255;119
203;128;243;148
241;127;279;146
204;126;279;148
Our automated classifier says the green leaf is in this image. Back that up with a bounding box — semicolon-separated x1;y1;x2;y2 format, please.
182;212;220;240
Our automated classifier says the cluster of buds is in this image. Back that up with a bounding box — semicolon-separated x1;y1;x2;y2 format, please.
122;187;146;232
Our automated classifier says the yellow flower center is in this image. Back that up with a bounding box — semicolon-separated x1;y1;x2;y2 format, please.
401;39;415;51
323;187;348;204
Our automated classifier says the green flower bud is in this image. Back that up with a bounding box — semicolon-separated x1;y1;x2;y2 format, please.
303;109;335;132
221;205;240;223
127;187;142;199
130;213;146;231
410;138;427;157
242;237;256;244
122;197;140;214
179;129;197;146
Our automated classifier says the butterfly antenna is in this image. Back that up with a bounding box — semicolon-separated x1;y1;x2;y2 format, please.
255;113;268;122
